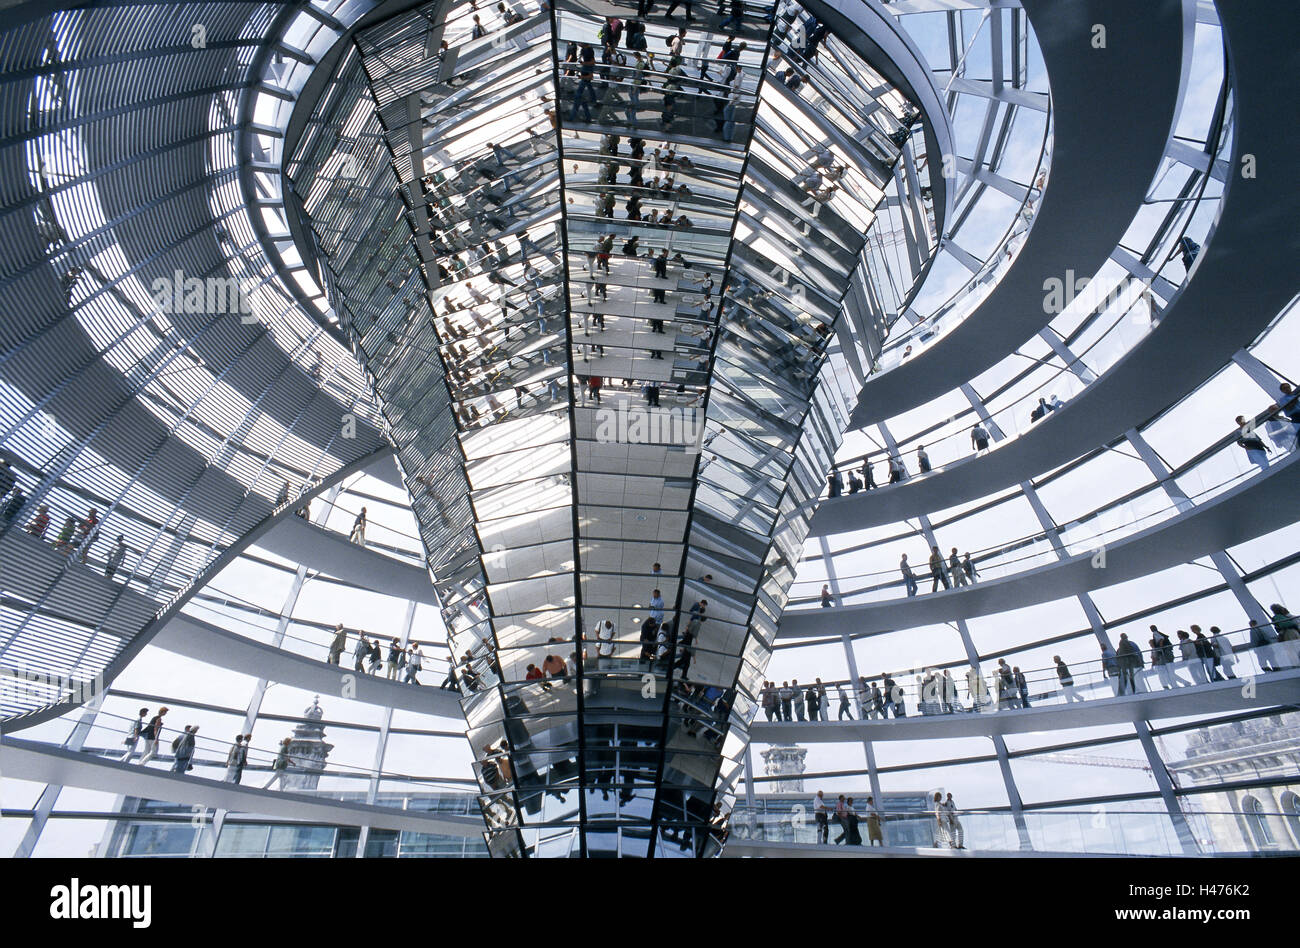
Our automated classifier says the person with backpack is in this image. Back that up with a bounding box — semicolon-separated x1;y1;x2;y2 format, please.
137;707;169;765
1115;633;1143;695
170;725;197;774
120;707;149;762
225;734;250;784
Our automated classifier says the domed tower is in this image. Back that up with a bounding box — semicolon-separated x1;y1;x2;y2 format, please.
281;696;334;792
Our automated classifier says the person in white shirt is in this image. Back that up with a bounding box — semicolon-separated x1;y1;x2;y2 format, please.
813;790;829;844
405;644;423;684
932;792;950;847
864;796;885;846
596;619;615;666
943;793;965;849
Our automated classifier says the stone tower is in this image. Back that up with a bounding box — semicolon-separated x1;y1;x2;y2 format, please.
282;696;334;791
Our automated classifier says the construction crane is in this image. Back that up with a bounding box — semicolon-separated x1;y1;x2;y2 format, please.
1036;753;1151;771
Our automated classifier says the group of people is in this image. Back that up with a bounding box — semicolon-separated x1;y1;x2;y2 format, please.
4;460;133;581
562;12;750;140
811;790;885;846
898;545;978;597
768;604;1299;724
327;625;426;685
118;706;306;788
1104;607;1299;694
823;422;1006;498
1235;384;1300;470
760;678;854;721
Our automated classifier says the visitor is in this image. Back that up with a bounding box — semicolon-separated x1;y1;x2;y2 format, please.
932;792;950;847
406;643;424;683
1191;627;1222;682
943;793;965;849
1248;619;1280;672
1013;666;1030;707
837;684;852;720
353;632;370;673
865;796;884;846
1269;604;1300;667
1177;630;1207;684
137;707;169;765
327;624;347;665
844;797;863;845
1115;633;1143;695
119;707;149;763
778;681;794;721
349;507;367;545
170;725;197;774
900;553;918;597
224;734;249;784
948;547;967;587
813;790;829;844
264;737;293;789
104;534;128;580
1209;626;1237;679
1234;416;1270;471
649;589;665;623
929;545;949;592
804;682;820;722
1055;656;1082;703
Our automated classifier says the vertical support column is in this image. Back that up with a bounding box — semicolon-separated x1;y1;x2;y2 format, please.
1126;429;1270;625
357;598;417;857
198;486;342;856
11;692;104;858
742;744;756;809
1133;720;1200;854
991;734;1032;850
